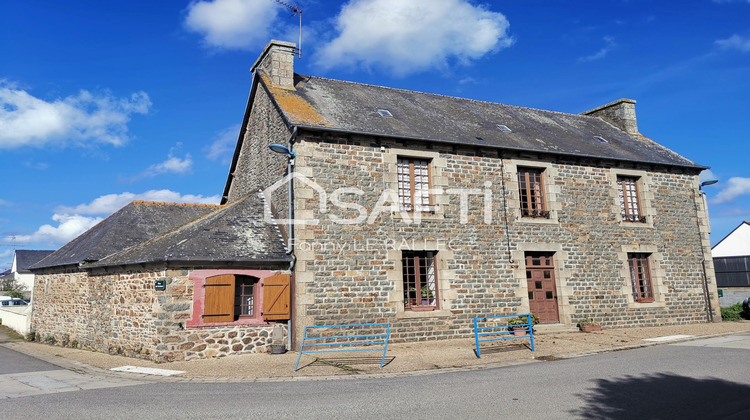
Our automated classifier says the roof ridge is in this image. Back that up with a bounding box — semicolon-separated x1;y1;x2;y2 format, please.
297;74;587;119
131;200;220;208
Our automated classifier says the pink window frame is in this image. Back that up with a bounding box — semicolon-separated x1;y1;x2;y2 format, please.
186;269;279;328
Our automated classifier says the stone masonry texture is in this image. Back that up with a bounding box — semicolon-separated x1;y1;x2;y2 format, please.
32;267;285;362
286;131;718;346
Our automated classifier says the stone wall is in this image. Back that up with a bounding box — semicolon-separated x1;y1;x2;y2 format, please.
291;133;718;345
227;84;290;219
32;267;286;361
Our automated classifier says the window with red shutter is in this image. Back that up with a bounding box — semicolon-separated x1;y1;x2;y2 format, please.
262;273;291;321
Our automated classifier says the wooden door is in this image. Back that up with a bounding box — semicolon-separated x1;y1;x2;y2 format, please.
526;252;559;323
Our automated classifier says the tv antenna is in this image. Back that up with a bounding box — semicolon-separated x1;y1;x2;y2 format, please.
273;0;303;58
0;235;16;250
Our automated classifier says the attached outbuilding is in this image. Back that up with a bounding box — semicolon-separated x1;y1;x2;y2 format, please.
31;195;292;361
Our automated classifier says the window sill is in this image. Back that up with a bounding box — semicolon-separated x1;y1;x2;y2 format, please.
405;305;436;312
397;309;452;319
392;208;444;221
627;300;665;309
517;215;558;225
635;298;655;303
619;220;654;228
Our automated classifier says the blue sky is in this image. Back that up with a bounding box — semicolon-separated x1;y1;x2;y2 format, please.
1;0;749;271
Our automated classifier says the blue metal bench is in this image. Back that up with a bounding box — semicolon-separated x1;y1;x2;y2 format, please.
294;323;391;371
473;314;535;358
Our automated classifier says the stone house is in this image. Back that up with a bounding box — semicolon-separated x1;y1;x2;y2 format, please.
30;40;719;361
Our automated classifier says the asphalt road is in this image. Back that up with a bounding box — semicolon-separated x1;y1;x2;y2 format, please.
0;345;62;375
0;329;145;400
1;334;749;419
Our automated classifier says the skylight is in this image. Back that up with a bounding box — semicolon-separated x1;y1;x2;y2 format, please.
497;124;512;132
595;136;608;143
377;109;393;117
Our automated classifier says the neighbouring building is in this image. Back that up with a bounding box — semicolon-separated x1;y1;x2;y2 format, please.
31;40;720;361
3;250;54;296
712;221;750;306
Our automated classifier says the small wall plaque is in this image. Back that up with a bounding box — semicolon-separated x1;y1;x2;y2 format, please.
155;279;167;291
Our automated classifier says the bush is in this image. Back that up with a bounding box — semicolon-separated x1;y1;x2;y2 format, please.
721;303;744;321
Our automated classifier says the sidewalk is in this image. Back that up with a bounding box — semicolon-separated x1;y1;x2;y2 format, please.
4;321;750;382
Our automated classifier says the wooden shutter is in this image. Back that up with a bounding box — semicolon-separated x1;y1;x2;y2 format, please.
203;274;235;323
262;273;291;321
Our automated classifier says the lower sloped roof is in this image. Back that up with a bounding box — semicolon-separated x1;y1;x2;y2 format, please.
87;193;290;268
32;201;220;270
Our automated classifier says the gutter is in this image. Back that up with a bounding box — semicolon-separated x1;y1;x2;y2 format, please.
286;126;298;352
693;187;715;323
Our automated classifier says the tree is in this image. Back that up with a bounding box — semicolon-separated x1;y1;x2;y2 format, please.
0;276;28;299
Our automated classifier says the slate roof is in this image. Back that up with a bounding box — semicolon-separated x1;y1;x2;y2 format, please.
32;201;220;270
0;269;11;280
88;193;290;268
14;250;54;273
262;74;703;170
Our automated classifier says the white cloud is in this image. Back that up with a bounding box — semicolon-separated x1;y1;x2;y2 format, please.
6;190;221;248
699;169;718;183
578;36;616;63
716;34;750;52
205;124;240;164
130;144;193;181
711;177;750;204
0;82;151;149
23;161;49;170
150;155;192;174
56;190;221;215
10;214;104;247
316;0;513;75
184;0;282;49
715;207;750;217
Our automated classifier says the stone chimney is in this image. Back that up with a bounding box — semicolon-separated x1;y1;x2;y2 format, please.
251;40;297;89
581;99;638;134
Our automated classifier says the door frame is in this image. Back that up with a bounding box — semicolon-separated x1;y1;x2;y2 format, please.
511;244;571;325
525;252;559;323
